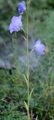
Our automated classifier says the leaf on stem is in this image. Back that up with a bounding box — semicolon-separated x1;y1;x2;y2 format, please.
24;101;28;112
29;88;34;102
23;74;29;87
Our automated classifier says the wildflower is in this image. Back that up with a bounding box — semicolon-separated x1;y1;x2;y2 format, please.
33;39;46;55
18;1;26;14
9;15;22;33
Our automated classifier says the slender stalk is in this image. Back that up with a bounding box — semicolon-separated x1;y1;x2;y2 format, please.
26;0;30;120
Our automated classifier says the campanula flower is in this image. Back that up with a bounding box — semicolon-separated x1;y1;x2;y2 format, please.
33;39;46;55
9;15;22;33
18;1;26;14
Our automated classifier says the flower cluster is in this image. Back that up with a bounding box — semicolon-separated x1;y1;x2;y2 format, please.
9;1;47;55
9;1;26;33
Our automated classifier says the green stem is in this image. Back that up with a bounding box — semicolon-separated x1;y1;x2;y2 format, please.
26;0;30;120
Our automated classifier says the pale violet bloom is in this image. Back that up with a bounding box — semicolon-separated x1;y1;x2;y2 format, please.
33;39;46;55
9;15;22;33
18;1;26;14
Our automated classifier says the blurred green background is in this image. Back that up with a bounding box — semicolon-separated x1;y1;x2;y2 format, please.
0;0;54;120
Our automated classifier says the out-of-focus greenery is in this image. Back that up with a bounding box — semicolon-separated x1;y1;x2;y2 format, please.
0;0;54;120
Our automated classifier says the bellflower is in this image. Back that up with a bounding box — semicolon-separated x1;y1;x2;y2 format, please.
33;39;46;55
18;1;26;14
9;15;22;33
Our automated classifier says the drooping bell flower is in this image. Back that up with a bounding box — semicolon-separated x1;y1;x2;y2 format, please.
18;1;26;15
33;39;46;55
9;15;22;33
